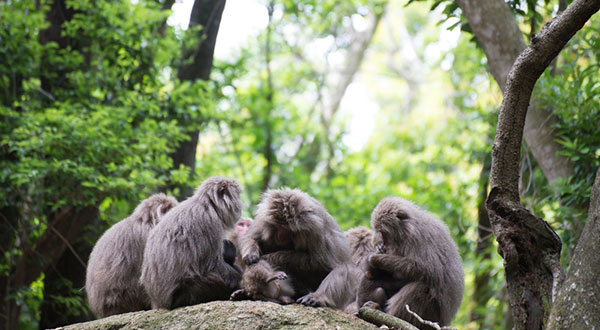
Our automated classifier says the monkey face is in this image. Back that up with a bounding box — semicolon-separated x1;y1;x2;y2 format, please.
235;218;252;236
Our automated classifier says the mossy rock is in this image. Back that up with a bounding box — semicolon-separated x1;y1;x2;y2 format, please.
54;301;379;329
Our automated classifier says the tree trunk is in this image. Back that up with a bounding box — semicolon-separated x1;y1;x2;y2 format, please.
39;237;95;329
167;0;226;199
0;206;19;330
546;166;600;329
485;1;600;328
456;0;574;185
260;1;275;192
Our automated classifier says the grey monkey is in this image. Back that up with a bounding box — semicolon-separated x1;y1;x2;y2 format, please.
240;188;360;310
230;259;295;304
226;217;253;267
85;193;178;317
140;176;243;309
356;197;464;329
346;226;406;312
346;226;375;267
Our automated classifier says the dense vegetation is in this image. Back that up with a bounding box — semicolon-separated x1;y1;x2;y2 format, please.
0;0;598;329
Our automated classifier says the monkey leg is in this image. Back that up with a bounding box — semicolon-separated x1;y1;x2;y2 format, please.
95;287;151;317
385;281;441;330
356;275;388;309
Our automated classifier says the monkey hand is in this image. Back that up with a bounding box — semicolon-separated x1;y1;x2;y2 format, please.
230;289;251;301
361;300;382;311
243;252;260;265
297;293;323;307
375;243;386;254
367;254;388;269
274;271;288;281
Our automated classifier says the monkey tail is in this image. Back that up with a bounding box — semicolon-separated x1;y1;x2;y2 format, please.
385;281;442;330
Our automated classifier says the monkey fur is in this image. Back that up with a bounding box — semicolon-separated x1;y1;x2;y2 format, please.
86;193;178;317
346;226;407;310
226;217;253;267
240;188;360;310
140;176;243;309
356;197;464;329
346;226;375;267
230;259;295;304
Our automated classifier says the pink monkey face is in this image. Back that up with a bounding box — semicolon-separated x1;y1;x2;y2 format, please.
235;219;252;236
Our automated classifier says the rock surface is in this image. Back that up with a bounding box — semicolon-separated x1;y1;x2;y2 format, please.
54;301;379;330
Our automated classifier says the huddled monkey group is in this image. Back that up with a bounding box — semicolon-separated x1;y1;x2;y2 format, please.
85;176;464;329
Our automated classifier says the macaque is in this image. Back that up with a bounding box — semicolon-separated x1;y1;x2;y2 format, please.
230;260;295;304
222;239;238;269
345;226;375;267
227;217;253;267
234;217;253;237
86;193;178;317
140;176;243;309
357;197;464;329
240;188;360;310
346;226;406;312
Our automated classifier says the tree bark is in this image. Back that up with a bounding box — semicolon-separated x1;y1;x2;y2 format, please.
485;1;600;329
260;1;275;192
456;0;574;185
547;166;600;329
167;0;226;199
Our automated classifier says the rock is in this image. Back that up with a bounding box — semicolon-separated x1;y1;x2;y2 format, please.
54;301;379;330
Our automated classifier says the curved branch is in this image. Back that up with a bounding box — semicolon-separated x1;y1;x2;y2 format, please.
486;0;600;328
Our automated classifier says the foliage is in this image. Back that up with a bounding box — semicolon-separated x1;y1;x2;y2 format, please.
531;16;600;257
0;0;211;327
1;0;598;329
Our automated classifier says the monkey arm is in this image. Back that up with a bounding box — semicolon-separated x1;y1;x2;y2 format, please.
240;236;261;265
262;250;325;273
368;254;431;283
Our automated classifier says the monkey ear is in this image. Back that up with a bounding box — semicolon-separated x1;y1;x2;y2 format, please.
395;210;408;220
218;182;230;196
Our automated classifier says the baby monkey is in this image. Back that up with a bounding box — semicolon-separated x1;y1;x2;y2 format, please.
231;260;295;304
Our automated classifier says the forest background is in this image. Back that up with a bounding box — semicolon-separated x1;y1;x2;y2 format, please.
0;0;598;329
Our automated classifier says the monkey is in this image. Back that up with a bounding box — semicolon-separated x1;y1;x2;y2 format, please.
356;197;464;330
346;226;406;313
240;188;361;310
140;176;243;309
226;217;253;267
222;239;238;269
230;259;295;304
234;217;253;237
345;226;375;267
85;193;178;318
